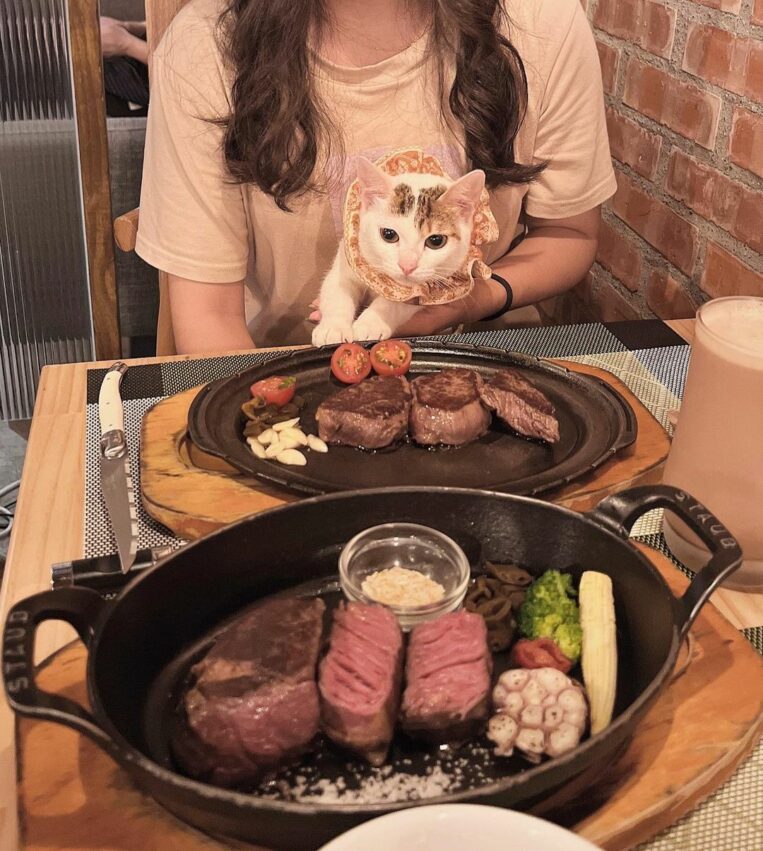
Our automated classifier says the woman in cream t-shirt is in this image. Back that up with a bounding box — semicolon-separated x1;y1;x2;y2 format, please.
136;0;617;353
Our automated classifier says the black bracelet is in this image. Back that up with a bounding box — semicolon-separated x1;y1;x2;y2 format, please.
482;273;514;321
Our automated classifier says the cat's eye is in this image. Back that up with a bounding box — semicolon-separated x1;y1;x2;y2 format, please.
425;234;448;249
380;228;399;243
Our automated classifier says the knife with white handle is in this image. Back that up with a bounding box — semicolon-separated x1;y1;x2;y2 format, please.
98;363;138;574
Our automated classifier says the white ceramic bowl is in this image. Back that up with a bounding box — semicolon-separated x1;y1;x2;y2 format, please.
318;804;601;851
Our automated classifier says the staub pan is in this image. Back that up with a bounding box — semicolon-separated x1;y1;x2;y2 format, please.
4;485;741;849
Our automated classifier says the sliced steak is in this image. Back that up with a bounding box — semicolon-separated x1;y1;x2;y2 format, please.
315;375;411;449
409;369;491;446
172;597;325;787
401;610;492;743
479;369;560;443
319;602;404;765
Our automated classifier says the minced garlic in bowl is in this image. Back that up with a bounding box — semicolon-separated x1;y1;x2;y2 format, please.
339;523;471;629
361;567;446;608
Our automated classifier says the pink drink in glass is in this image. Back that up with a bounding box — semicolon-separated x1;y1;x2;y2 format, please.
662;297;763;591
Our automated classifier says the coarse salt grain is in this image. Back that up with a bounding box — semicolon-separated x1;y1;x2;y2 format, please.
361;566;445;607
262;765;454;804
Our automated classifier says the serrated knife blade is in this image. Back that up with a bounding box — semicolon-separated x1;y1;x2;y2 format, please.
99;362;138;574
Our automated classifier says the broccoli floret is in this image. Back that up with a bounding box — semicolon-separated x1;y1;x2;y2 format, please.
517;570;582;662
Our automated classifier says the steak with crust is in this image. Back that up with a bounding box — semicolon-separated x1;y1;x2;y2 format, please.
172;597;325;788
316;375;411;449
409;368;491;446
478;369;560;443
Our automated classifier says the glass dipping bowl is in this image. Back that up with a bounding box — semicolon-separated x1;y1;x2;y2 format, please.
338;523;471;630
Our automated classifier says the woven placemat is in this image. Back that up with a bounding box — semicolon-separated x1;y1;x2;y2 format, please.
82;321;761;850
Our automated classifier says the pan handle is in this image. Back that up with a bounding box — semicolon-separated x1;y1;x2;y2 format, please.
587;484;743;637
3;588;117;754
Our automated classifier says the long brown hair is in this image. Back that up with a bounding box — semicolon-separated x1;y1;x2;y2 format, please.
218;0;543;211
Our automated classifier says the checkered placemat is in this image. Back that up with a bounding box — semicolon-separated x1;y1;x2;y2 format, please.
83;320;762;850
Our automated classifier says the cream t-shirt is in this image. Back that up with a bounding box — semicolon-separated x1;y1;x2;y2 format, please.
136;0;617;347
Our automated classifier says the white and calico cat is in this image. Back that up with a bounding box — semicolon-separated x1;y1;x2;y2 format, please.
312;157;486;345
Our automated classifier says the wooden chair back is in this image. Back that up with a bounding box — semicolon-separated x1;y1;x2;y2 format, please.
113;0;191;355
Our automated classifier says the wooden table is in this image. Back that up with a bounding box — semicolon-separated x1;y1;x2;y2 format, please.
1;319;760;849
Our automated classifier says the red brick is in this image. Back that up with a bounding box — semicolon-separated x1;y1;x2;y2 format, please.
729;107;763;179
596;219;643;291
646;270;697;319
623;59;721;149
596;278;643;322
611;172;700;275
683;24;763;103
690;0;742;12
606;107;662;178
701;243;763;298
596;40;619;95
754;0;763;26
665;149;763;253
593;0;676;59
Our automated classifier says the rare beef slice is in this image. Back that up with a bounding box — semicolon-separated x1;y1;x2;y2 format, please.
318;602;404;765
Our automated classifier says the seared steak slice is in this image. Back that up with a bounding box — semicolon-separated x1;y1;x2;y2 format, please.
316;375;411;449
409;369;491;446
401;610;492;743
479;369;560;443
173;597;325;787
319;602;404;765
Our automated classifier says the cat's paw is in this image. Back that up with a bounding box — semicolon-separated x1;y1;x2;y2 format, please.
351;317;393;342
312;322;354;347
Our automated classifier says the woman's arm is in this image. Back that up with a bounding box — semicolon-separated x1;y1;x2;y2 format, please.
396;206;601;336
168;275;256;354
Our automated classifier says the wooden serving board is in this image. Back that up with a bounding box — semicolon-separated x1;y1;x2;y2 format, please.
14;547;763;850
140;361;671;540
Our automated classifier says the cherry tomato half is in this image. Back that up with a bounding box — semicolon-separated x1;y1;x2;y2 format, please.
249;375;297;407
331;343;372;384
370;340;413;376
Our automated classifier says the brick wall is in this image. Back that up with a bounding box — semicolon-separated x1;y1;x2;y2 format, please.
542;0;763;323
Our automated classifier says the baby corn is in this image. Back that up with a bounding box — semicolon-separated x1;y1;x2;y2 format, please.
579;570;617;734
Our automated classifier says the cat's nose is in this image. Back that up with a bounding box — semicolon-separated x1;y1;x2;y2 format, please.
398;255;419;276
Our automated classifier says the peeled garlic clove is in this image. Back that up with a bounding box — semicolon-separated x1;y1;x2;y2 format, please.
277;449;307;466
273;418;300;432
280;427;307;446
257;428;277;445
265;442;283;458
276;436;299;451
246;438;267;459
307;434;328;453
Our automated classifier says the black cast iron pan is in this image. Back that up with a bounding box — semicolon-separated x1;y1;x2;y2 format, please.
187;341;637;496
4;485;741;849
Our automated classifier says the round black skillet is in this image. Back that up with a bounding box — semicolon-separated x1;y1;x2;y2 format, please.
187;341;637;496
4;485;741;849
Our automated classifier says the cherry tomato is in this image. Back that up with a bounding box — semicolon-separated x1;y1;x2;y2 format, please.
249;375;297;407
510;638;572;674
331;343;372;384
370;340;413;376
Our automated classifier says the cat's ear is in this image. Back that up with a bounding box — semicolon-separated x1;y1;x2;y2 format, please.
356;157;391;208
438;170;485;220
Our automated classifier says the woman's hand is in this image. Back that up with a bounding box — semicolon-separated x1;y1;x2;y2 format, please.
100;17;149;64
395;274;508;336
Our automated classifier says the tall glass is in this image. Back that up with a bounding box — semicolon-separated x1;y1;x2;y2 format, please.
662;296;763;591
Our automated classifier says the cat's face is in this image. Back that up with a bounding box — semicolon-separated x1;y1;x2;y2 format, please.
355;158;485;292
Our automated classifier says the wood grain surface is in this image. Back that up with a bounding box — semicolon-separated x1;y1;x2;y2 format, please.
139;360;672;539
13;547;762;851
69;0;121;359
